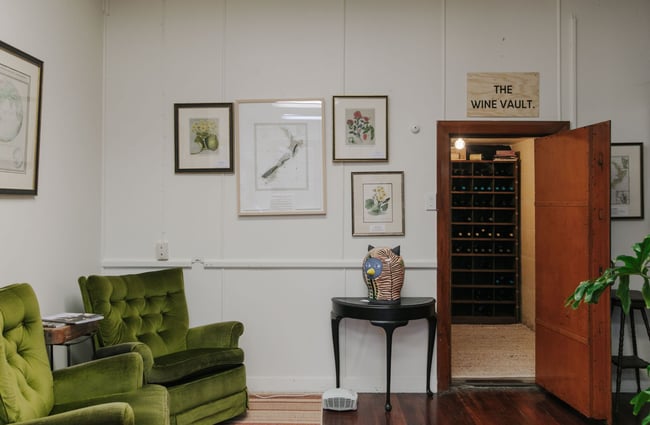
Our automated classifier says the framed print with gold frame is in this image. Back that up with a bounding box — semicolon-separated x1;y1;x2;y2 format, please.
236;99;326;216
351;171;404;236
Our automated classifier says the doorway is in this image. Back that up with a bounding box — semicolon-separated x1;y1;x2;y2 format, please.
436;120;612;423
436;120;570;390
448;135;538;384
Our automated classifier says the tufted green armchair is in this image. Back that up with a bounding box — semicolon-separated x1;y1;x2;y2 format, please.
78;268;247;425
0;282;169;425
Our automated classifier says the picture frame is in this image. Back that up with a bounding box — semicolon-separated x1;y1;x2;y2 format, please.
351;171;404;236
0;40;43;195
611;142;644;219
174;102;234;173
236;99;326;216
333;95;388;162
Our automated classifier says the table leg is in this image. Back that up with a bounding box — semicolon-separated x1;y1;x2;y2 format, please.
426;315;437;397
372;320;408;412
331;313;343;388
615;305;625;412
47;344;53;370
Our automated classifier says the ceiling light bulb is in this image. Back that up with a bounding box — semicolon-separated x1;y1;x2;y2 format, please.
454;138;466;150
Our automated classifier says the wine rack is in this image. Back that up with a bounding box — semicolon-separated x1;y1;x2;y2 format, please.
450;159;520;324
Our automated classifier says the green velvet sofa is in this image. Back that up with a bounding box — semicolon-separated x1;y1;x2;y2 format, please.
0;283;169;425
78;268;247;425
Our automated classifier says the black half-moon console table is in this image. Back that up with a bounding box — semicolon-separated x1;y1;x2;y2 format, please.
330;296;437;412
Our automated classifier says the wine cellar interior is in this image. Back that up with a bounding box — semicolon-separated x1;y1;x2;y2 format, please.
451;157;519;323
450;137;536;381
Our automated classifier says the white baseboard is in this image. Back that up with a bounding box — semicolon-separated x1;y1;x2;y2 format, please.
246;375;434;394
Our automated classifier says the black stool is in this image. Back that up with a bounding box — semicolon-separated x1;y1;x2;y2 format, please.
612;290;650;411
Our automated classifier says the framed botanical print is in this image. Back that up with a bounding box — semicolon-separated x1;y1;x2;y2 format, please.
174;103;234;173
352;171;404;236
333;95;388;162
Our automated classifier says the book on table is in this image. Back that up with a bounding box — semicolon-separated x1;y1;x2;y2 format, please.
42;312;104;325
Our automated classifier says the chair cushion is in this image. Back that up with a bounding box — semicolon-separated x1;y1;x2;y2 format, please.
51;385;168;425
81;269;190;358
150;348;244;385
0;284;54;423
167;367;247;419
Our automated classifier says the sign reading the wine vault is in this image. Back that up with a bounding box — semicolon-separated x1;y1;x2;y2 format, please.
467;72;539;117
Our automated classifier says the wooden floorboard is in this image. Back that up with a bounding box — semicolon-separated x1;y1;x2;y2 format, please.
322;389;649;425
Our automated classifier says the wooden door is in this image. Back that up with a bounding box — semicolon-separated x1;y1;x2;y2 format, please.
534;121;611;424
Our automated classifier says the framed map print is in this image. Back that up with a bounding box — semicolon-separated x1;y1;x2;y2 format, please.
236;99;326;216
611;143;644;219
0;40;43;195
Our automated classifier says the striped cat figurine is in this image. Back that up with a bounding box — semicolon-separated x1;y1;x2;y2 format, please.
362;245;405;304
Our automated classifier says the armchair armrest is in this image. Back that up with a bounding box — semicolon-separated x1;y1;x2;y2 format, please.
186;321;244;349
53;353;143;405
17;403;134;425
95;342;154;377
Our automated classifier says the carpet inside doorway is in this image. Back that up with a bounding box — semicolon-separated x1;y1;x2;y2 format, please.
451;323;535;380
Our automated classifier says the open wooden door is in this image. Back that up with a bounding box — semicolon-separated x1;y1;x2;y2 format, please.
535;121;611;424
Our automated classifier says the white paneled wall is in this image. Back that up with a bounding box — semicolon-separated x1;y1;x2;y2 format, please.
101;0;650;393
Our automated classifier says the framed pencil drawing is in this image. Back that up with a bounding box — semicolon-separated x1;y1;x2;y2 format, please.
333;95;388;162
352;171;404;236
0;40;43;195
174;103;234;173
236;99;326;216
611;142;644;219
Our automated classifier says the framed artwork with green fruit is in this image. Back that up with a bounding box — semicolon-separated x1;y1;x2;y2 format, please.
174;102;233;173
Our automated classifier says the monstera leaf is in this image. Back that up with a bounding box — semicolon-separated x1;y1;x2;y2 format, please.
566;234;650;314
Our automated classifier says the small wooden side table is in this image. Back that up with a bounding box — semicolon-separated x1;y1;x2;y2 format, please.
43;321;99;369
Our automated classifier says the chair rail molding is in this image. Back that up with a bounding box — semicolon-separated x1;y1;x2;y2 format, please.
101;258;437;270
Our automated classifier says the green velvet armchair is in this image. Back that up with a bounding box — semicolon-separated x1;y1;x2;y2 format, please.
0;283;169;425
78;268;247;425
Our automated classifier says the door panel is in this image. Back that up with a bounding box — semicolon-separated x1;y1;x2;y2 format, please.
535;206;590;336
534;121;611;423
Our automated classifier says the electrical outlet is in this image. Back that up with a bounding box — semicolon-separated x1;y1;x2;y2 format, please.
424;192;437;211
156;241;169;261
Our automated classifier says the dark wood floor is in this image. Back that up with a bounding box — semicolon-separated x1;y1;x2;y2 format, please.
322;389;649;425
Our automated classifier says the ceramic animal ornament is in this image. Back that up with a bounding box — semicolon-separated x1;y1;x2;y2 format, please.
362;245;405;303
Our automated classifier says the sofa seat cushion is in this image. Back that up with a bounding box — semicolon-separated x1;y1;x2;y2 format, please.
150;348;244;384
167;366;247;417
52;384;169;424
